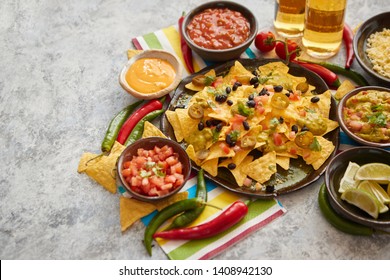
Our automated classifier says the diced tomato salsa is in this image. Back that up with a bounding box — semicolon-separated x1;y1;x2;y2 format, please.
121;145;185;197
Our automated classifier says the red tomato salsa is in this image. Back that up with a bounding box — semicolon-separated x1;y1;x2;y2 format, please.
121;145;185;197
186;8;250;50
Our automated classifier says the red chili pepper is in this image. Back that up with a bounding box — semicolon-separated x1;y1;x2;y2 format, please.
179;12;195;74
153;200;249;240
343;23;355;69
116;97;165;144
292;60;341;88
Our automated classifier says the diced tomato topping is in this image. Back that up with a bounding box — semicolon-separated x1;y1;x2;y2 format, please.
166;155;179;166
170;162;183;174
219;142;231;154
289;91;300;101
273;133;283;146
212;77;223;88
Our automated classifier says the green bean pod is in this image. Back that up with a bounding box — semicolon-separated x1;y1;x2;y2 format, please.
144;198;204;256
165;169;208;230
101;100;143;152
318;183;373;236
124;109;165;146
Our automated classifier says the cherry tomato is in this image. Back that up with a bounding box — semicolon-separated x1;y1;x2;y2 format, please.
275;40;300;61
255;31;276;53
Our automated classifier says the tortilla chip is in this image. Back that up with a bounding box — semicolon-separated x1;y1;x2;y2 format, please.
220;155;254;187
205;141;235;161
175;108;199;139
165;110;184;142
77;152;99;173
185;69;216;92
334;79;355;100
186;144;203;167
310;137;335;170
276;156;290;170
120;196;156;232
321;119;339;136
80;141;126;193
142;121;167;139
223;61;254;84
201;158;219;177
245;151;277;183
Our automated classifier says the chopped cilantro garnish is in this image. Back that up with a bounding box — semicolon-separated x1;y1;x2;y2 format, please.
368;112;386;127
204;75;215;86
237;101;254;117
309;137;322;152
140;170;151;178
229;130;240;142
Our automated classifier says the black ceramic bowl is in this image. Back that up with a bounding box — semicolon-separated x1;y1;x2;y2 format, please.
182;1;258;62
116;137;191;202
336;86;390;148
325;147;390;230
353;12;390;85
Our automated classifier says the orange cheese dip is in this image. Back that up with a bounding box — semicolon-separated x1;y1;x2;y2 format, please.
125;58;175;93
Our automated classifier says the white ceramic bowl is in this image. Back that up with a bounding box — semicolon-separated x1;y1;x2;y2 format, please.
119;49;183;100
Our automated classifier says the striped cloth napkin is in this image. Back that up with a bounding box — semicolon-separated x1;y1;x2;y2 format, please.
129;24;287;260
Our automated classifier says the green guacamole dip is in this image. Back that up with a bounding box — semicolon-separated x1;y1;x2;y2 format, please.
343;90;390;143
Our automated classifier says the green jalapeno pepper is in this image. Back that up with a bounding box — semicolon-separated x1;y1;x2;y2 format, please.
124;109;165;146
144;197;204;256
101;100;143;153
165;169;207;230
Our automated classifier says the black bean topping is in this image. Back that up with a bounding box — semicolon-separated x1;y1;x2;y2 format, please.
228;163;236;170
279;117;284;124
211;119;221;126
250;76;259;85
226;134;233;145
215;94;227;103
216;123;223;132
274;85;283;92
243;120;250;130
259;88;268;96
291;124;299;133
285;92;291;97
253;82;259;88
248;94;254;100
225;86;231;94
311;96;320;103
247;100;256;108
227;99;233;106
198;121;204;131
206;120;212;127
232;81;242;91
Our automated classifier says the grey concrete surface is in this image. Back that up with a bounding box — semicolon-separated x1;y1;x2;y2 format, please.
0;0;389;259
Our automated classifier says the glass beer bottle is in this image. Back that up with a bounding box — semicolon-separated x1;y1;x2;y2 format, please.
302;0;347;58
274;0;306;38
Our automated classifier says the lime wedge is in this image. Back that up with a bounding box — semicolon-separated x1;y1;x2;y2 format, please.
341;188;380;219
357;181;389;214
338;161;361;193
355;163;390;184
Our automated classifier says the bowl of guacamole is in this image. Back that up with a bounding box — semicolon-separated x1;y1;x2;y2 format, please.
337;86;390;148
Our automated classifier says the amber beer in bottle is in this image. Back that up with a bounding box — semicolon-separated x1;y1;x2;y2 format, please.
302;0;347;58
274;0;306;37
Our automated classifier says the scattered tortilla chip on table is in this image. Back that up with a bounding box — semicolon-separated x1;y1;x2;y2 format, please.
78;141;125;193
142;121;167;139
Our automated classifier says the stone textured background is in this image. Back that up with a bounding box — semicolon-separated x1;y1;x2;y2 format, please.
0;0;389;259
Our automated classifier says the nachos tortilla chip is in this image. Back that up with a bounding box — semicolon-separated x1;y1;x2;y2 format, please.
245;151;277;183
142;121;167;139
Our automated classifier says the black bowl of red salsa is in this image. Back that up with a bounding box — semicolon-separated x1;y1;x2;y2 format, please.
337;86;390;148
182;1;258;62
116;137;192;202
